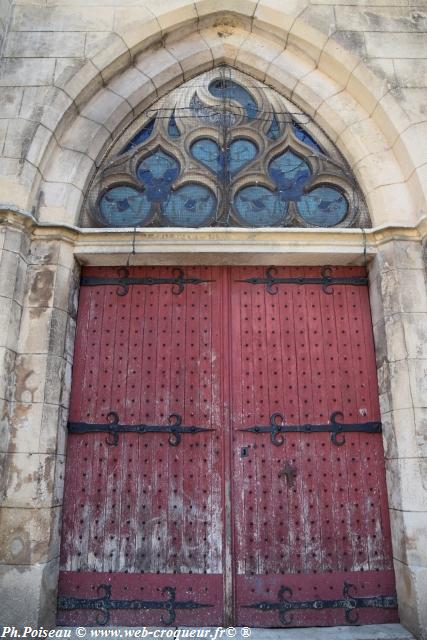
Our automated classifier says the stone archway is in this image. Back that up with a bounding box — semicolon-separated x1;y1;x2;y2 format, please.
0;3;426;637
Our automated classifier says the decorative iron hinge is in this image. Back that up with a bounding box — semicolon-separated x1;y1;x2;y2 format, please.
81;267;214;296
240;411;382;446
68;412;214;446
58;584;213;626
243;581;397;625
236;266;368;295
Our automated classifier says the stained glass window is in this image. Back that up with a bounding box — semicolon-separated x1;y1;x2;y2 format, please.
85;68;369;229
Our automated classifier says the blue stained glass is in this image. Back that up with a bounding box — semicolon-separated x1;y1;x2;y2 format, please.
267;112;280;140
99;186;151;226
164;184;217;227
268;150;311;200
297;186;348;226
292;121;323;153
121;118;156;153
191;139;223;175
191;138;257;176
190;93;236;128
229;139;257;174
136;150;180;203
208;79;258;120
168;110;180;138
234;185;285;227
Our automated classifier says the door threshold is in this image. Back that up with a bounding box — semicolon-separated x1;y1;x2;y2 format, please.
60;625;413;640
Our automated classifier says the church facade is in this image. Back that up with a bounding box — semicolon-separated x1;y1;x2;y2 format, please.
0;1;426;637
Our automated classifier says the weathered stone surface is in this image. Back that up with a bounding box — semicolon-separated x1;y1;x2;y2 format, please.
0;505;61;564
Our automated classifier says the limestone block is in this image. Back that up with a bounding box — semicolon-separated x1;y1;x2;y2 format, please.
0;87;23;119
0;398;12;453
26;264;56;309
2;118;38;161
52;264;74;313
146;0;197;34
408;358;427;409
54;57;86;90
0;347;16;403
28;240;60;267
44;355;70;407
91;36;131;85
401;313;427;360
42;148;95;193
365;32;427;59
41;403;68;455
334;32;367;64
0;157;38;210
108;66;156;111
4;31;85;58
253;0;303;45
196;0;257;24
292;69;340;117
20;86;76;140
114;10;161;57
394;560;427;640
396;121;427;174
12;4;114;32
300;5;336;38
0;505;61;565
56;60;103;110
0;249;20;300
198;26;247;67
166;31;213;78
60;116;112;162
234;34;283;79
414;408;427;459
354;150;404;193
0;297;21;352
287;18;328;64
38;181;83;225
0;57;56;87
1;451;63;508
80;87;133;135
393;88;427;126
264;49;313;100
347;62;389;116
381;408;420;460
335;6;427;33
314;90;367;143
58;242;77;272
13;353;48;404
386;457;427;511
318;37;359;89
390;509;427;570
4;400;44;454
366;183;416;227
394;58;427;89
26;125;58;180
64;315;76;364
0;558;60;627
134;45;183;94
378;360;413;412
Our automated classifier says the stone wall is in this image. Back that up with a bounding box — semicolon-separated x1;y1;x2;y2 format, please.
0;0;426;638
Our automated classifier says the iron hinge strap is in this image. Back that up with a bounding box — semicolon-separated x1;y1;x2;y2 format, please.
68;412;214;446
58;585;213;626
236;266;368;295
81;267;214;296
240;411;382;446
243;581;397;625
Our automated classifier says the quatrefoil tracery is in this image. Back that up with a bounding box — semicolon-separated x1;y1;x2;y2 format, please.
85;68;369;229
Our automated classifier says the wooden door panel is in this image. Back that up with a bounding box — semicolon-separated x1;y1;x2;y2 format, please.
230;266;397;627
58;266;226;626
58;265;397;627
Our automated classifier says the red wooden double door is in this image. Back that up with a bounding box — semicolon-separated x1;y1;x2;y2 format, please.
58;266;398;627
